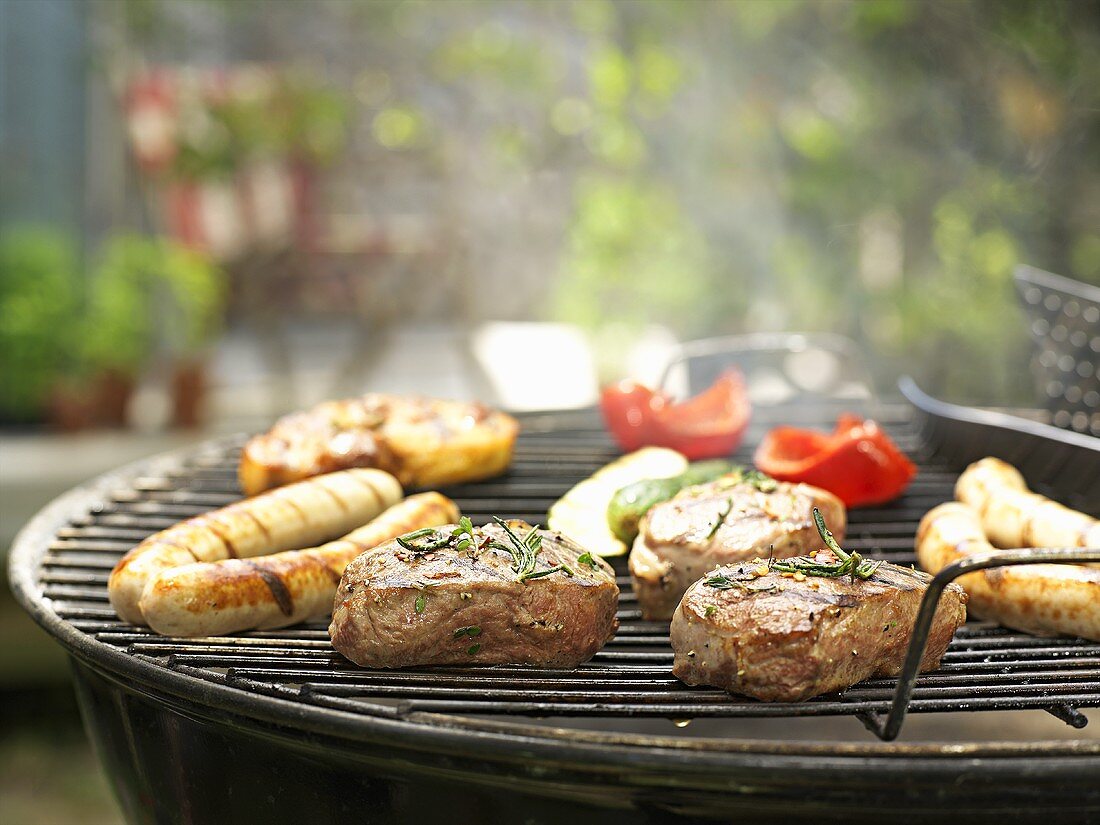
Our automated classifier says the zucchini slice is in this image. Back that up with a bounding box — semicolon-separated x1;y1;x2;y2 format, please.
548;448;688;557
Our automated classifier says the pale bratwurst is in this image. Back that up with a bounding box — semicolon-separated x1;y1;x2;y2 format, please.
330;519;619;668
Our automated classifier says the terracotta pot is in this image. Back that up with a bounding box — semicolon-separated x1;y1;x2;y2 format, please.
47;379;96;432
171;359;207;429
93;369;135;428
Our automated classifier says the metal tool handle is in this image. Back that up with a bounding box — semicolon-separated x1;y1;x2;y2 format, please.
863;547;1100;741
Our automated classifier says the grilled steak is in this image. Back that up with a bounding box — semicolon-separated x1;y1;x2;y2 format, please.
670;556;967;702
329;520;619;668
240;393;519;495
629;475;846;620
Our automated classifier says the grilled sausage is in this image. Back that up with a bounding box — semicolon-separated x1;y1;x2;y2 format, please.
955;457;1100;550
916;501;1100;641
139;493;458;637
108;468;402;624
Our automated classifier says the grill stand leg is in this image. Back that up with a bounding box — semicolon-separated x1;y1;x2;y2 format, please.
1044;703;1090;729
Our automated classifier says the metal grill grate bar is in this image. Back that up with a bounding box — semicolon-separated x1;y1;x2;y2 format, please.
29;407;1100;733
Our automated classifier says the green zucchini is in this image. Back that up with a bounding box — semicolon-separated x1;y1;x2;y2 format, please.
606;460;737;544
547;448;688;557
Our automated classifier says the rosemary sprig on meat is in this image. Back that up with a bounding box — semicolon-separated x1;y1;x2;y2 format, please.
396;527;453;553
770;507;881;581
397;519;478;554
705;501;733;541
703;573;777;593
490;516;573;582
396;516;478;554
702;509;879;592
396;518;574;582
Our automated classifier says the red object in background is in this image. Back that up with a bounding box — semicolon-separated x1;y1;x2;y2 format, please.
599;371;751;459
754;414;917;507
124;66;317;262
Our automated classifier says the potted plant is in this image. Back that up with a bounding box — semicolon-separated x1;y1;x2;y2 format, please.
0;226;85;428
156;238;225;428
85;234;225;428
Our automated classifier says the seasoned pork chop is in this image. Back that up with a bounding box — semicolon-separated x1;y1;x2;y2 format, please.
629;475;846;620
330;520;619;668
671;556;967;701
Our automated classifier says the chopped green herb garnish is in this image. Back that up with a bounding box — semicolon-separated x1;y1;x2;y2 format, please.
577;551;598;568
451;515;475;539
716;468;778;493
414;594;426;614
396;527;453;552
704;605;717;617
740;469;778;492
467;643;481;655
704;574;737;590
453;625;480;638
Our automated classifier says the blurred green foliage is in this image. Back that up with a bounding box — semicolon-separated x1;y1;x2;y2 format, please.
0;228;81;421
0;226;224;422
172;72;349;181
421;0;1098;399
85;235;225;373
555;176;715;329
115;0;1100;402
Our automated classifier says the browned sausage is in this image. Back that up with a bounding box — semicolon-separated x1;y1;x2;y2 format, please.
140;493;459;637
108;468;402;624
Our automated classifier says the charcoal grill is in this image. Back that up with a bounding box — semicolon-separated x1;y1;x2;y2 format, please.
9;392;1100;824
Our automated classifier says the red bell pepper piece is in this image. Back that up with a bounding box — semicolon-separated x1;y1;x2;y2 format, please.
599;371;751;460
753;414;917;507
